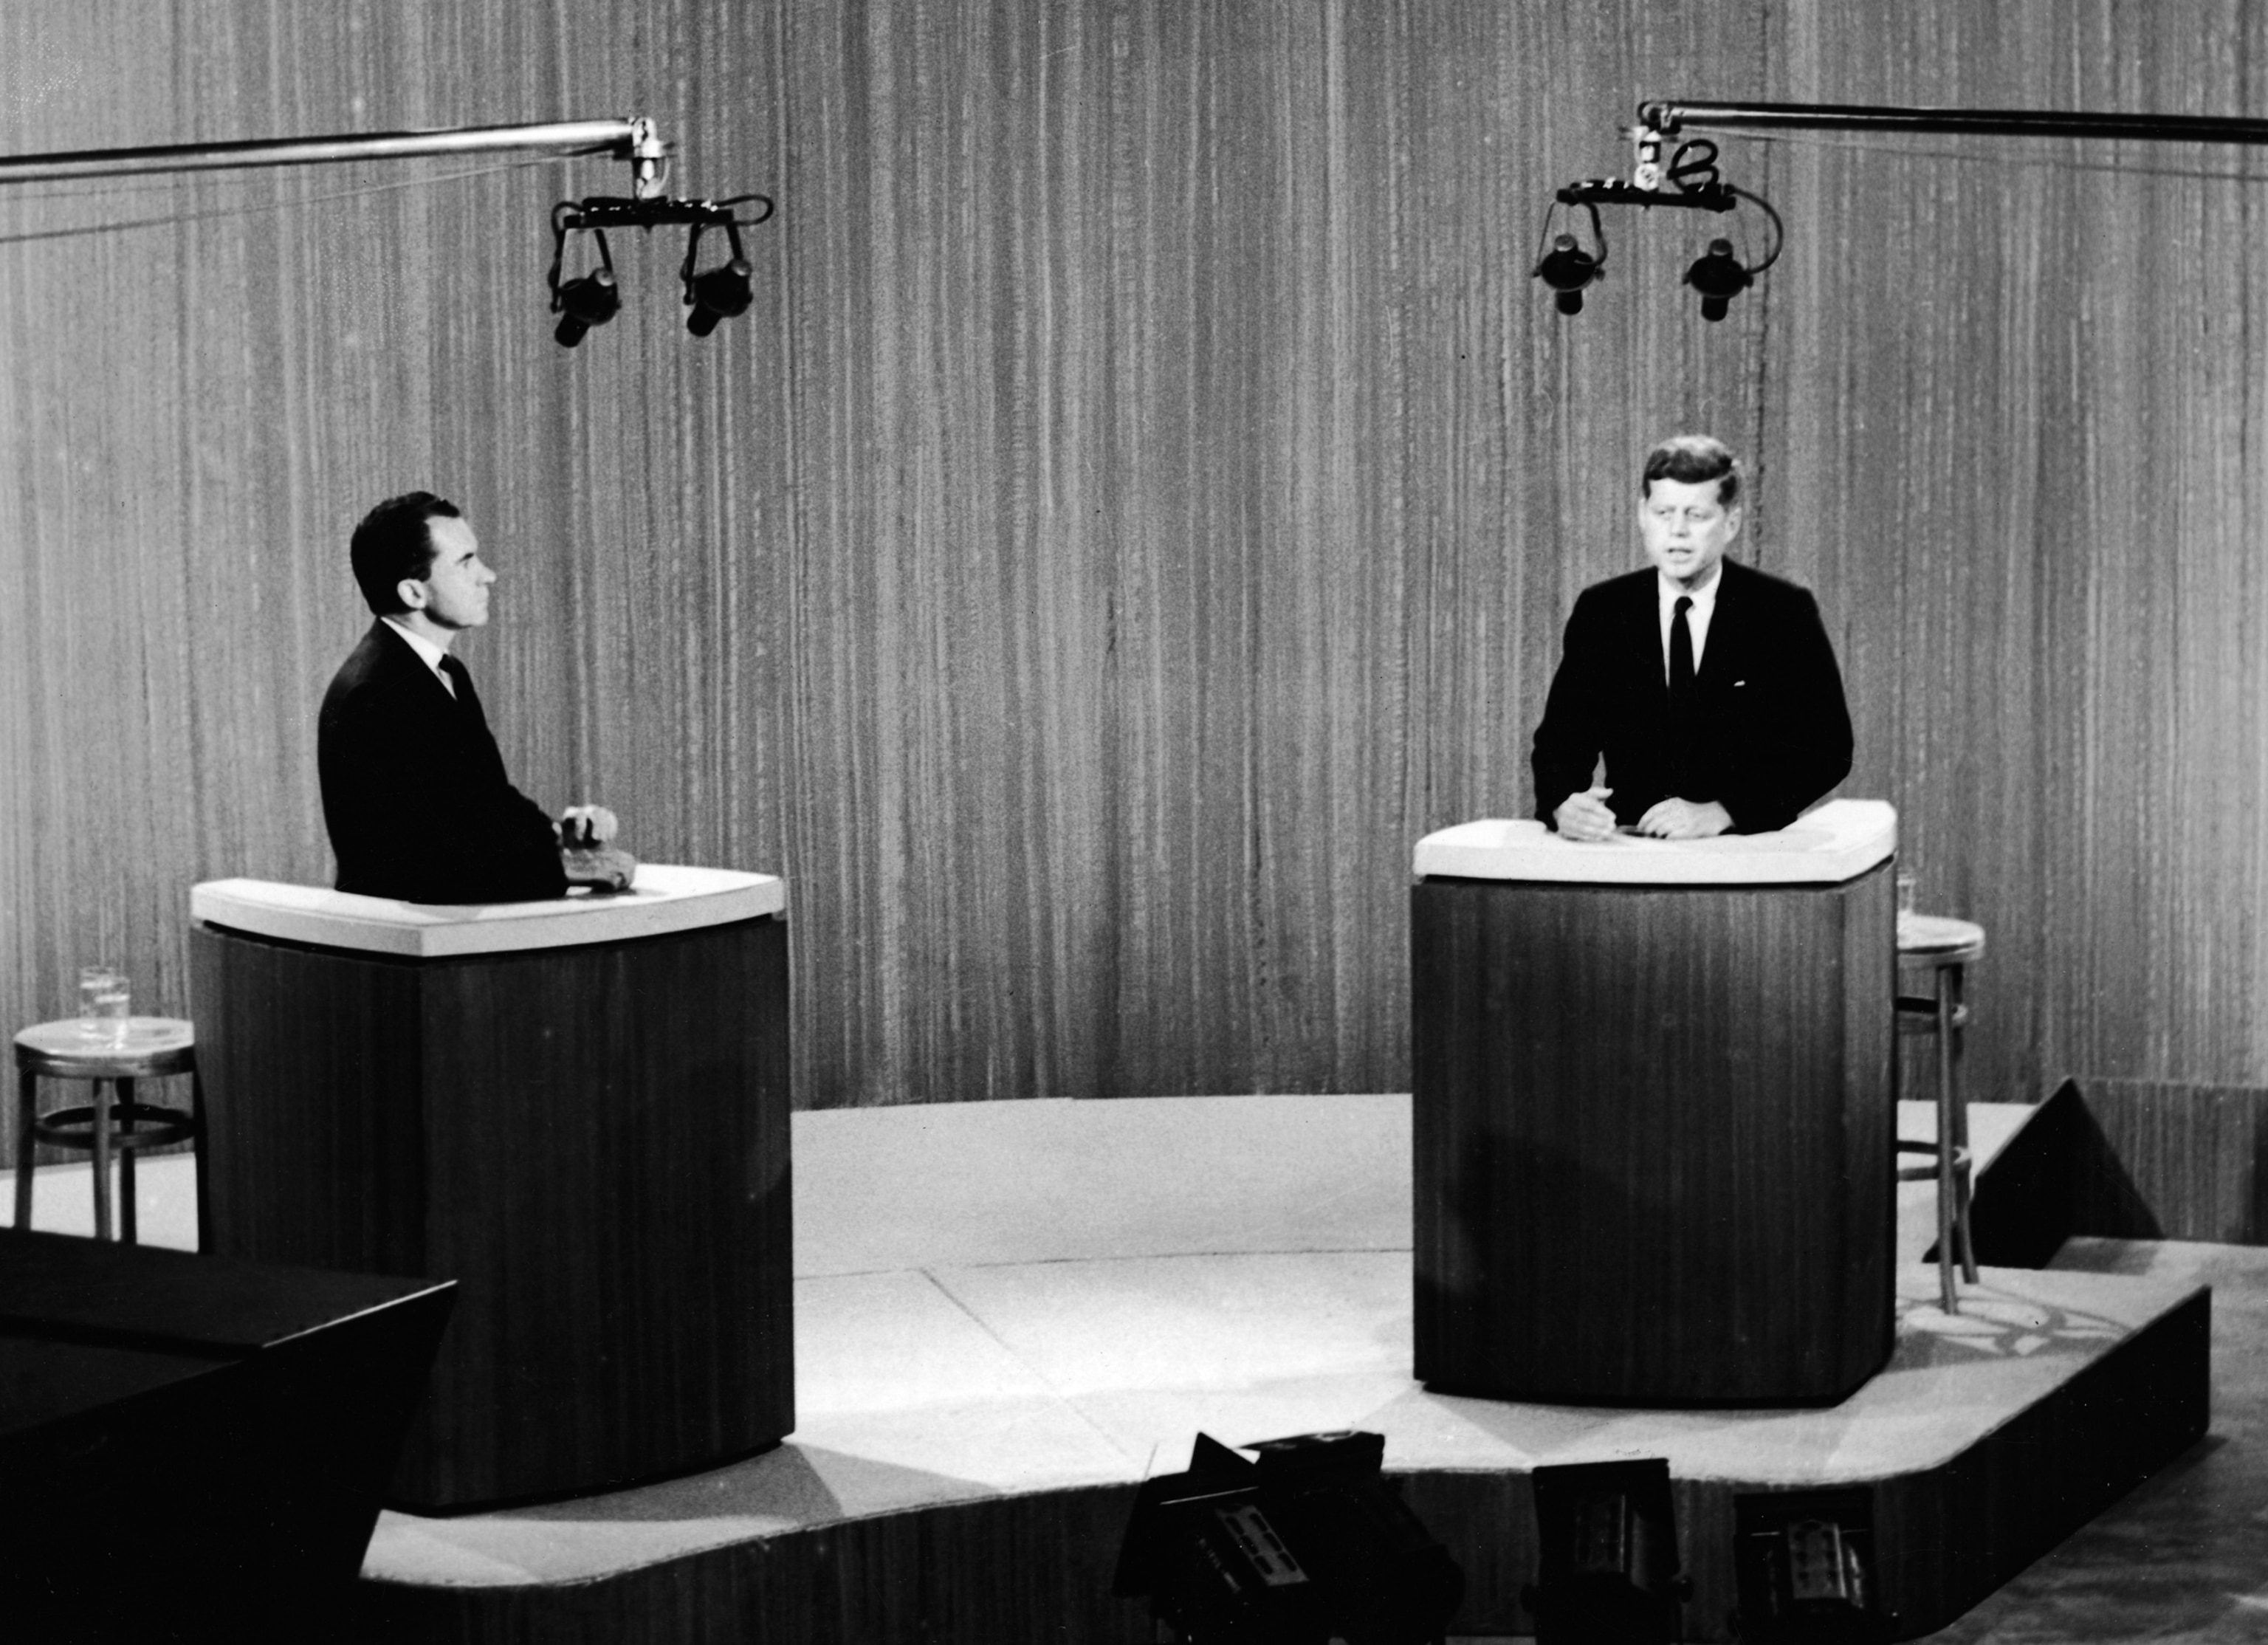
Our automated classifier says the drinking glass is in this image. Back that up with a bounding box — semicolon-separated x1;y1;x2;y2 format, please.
78;966;129;1048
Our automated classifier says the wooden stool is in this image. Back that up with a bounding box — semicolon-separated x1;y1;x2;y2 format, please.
13;1017;199;1243
1896;915;1984;1313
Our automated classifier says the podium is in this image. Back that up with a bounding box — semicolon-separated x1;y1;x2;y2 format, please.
1411;800;1896;1406
188;866;791;1510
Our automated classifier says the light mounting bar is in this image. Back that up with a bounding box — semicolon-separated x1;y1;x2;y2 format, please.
546;192;778;345
1534;128;1779;323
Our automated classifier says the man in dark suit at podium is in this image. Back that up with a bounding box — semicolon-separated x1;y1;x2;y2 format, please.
319;492;630;902
1532;434;1852;840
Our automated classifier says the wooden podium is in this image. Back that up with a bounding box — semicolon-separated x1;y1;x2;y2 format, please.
1412;800;1897;1407
188;866;791;1510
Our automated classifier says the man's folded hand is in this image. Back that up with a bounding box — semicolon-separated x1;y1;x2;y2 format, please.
1552;784;1619;842
563;845;637;893
1634;797;1732;839
557;803;620;849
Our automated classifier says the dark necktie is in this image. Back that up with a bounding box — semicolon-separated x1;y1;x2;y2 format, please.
1668;595;1696;793
440;655;476;713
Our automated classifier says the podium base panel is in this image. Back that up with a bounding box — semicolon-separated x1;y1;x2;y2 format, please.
192;913;793;1511
1411;871;1898;1405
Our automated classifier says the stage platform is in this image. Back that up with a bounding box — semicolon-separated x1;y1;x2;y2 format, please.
8;1095;2209;1642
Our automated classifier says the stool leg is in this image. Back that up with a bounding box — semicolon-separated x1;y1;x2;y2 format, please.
13;1068;35;1229
90;1078;114;1242
1934;969;1959;1313
116;1075;138;1246
1945;964;1981;1284
191;1067;209;1254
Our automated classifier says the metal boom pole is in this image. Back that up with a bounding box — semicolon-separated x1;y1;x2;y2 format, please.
1639;98;2268;148
0;117;667;192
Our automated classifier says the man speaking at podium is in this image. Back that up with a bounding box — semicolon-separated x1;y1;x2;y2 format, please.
318;492;633;902
1532;434;1852;841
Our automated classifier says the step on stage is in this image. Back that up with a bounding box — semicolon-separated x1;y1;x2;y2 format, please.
357;1095;2206;1644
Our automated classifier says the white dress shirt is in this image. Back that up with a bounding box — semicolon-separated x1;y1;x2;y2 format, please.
1657;569;1722;683
380;615;457;696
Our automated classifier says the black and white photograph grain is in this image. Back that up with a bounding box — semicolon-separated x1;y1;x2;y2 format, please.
0;4;2263;1642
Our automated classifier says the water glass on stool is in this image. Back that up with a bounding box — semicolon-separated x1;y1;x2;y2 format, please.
78;967;128;1048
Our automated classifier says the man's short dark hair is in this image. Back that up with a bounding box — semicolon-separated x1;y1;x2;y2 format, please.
350;492;462;615
1641;434;1741;509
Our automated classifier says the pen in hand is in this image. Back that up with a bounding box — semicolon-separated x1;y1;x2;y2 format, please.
1553;783;1619;842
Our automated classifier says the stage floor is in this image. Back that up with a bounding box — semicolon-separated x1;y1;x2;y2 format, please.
13;1096;2254;1641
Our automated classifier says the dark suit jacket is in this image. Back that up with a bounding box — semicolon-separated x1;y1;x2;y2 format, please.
317;621;568;902
1530;557;1853;834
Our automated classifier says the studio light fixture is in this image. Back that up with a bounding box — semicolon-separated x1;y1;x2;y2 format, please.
546;191;774;348
1685;236;1750;322
1113;1430;1464;1644
1532;202;1607;316
0;110;791;354
1731;1488;1891;1645
1557;93;2268;323
1522;1458;1689;1645
549;227;620;348
1532;124;1780;321
680;216;755;337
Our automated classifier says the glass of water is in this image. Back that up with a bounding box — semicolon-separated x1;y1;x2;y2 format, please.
78;966;129;1048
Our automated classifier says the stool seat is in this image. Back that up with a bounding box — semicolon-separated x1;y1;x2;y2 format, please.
16;1017;196;1079
15;1017;200;1244
1897;913;1985;964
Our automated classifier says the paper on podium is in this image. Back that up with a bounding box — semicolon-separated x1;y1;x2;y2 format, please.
1413;797;1895;885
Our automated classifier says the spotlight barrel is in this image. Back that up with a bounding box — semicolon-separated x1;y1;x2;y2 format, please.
553;268;621;348
1536;233;1602;317
687;257;755;337
1683;237;1750;323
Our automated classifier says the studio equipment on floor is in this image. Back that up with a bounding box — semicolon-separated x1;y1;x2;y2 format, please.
1113;1429;1464;1645
1731;1488;1891;1645
0;1229;453;1644
1522;1457;1688;1645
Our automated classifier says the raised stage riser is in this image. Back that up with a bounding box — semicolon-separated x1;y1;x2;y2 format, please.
355;1280;2207;1644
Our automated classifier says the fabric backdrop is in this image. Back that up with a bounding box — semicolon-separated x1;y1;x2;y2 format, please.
1;1;2263;1161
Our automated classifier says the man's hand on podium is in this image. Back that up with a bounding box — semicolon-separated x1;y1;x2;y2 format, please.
558;804;637;892
1553;784;1618;842
1635;797;1732;839
557;804;619;848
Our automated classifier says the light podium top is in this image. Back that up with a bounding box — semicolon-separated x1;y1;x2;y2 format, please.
190;865;786;959
1415;798;1896;887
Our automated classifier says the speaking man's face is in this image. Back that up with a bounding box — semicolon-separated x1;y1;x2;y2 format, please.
405;515;495;631
1639;477;1741;591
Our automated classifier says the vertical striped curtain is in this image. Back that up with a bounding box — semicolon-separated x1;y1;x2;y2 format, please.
1;1;2265;1163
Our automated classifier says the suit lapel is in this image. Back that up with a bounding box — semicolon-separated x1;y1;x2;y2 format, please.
444;657;488;728
1697;560;1744;687
1626;572;1670;712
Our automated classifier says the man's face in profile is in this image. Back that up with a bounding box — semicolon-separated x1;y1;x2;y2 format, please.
1639;476;1741;591
405;515;495;631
